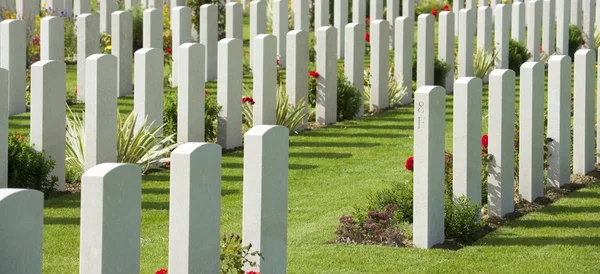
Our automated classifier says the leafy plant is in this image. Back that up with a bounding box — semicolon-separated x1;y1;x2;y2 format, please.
569;24;584;60
335;204;407;247
65;106;178;180
162;91;222;142
364;65;408;107
130;4;144;52
242;83;310;133
8;133;58;198
362;181;414;223
337;73;363;120
412;48;451;86
444;195;484;242
473;48;498;79
188;0;226;39
508;39;531;76
220;233;262;274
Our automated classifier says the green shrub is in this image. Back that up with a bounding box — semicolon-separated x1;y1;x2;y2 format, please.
188;0;226;39
412;48;451;86
363;181;413;223
415;0;447;16
64;19;77;61
569;24;584;60
163;92;222;142
130;5;144;52
444;195;484;242
337;73;363;120
8;133;57;198
508;39;531;76
473;48;497;79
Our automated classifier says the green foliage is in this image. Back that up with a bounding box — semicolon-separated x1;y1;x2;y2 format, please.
363;181;414;223
444;195;484;242
473;48;498;79
508;39;531;76
337;73;363;120
364;65;408;107
188;0;226;39
8;133;57;198
163;92;222;142
220;234;262;274
242;83;310;132
309;34;316;63
415;0;447;16
412;48;451;86
569;24;584;60
336;204;407;247
130;5;144;52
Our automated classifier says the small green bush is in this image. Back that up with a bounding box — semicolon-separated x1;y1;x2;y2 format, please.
337;73;363;120
163;92;222;142
363;181;413;223
8;133;57;198
415;0;447;16
508;39;531;76
444;195;484;242
569;24;584;60
130;5;144;52
412;48;451;86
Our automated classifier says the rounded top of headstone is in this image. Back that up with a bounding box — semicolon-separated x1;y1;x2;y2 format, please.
172;142;222;157
415;85;446;97
574;48;595;57
548;55;571;64
455;77;483;87
371;19;389;27
143;8;159;14
489;69;516;78
226;1;242;7
82;163;141;179
245;125;289;138
0;189;43;204
520;62;542;70
287;29;309;37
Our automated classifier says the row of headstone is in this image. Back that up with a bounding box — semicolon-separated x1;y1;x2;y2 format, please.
413;49;599;249
0;125;289;273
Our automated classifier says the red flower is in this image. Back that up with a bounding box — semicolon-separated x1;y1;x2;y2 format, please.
276;59;280;66
242;96;255;105
166;161;171;168
155;269;168;274
309;70;319;78
165;48;172;54
540;46;543;52
204;89;209;95
582;40;586;45
365;32;370;43
481;134;488;147
431;8;438;17
15;134;20;140
247;271;260;274
405;157;414;171
365;17;370;25
74;87;78;96
443;4;450;11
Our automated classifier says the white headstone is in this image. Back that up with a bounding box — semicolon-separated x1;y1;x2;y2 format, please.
556;0;570;55
200;4;218;81
370;20;389;111
171;6;192;87
582;0;594;49
334;0;347;59
487;69;515;217
0;69;6;187
253;34;277;126
134;48;164;135
573;49;595;175
452;77;482;205
571;0;581;28
494;4;510;69
527;0;541;61
249;0;266;71
30;60;66;191
512;2;525;43
293;0;309;30
453;0;464;34
316;26;337;125
370;0;383;19
74;0;91;15
1;20;25;116
80;163;141;274
100;0;115;34
413;85;446;249
226;2;243;40
242;125;289;273
286;30;309;120
417;14;434;88
477;7;492;52
217;38;243;150
169;143;221;273
547;55;571;188
402;0;414;21
178;43;205;143
112;11;133;97
41;16;64;61
353;0;366;23
519;62;544;202
143;8;163;49
541;0;555;54
387;0;399;50
273;0;288;66
84;54;117;170
439;11;455;92
396;16;413;105
345;23;365;116
77;14;99;102
458;9;475;77
0;189;43;273
315;0;329;29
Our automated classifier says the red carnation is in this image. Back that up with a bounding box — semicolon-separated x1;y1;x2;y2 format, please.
165;47;172;54
247;271;260;274
365;17;370;25
481;134;488;147
443;4;450;11
155;269;168;274
242;96;255;105
365;32;370;43
309;70;319;78
431;8;438;17
204;89;209;95
276;59;280;65
405;156;414;171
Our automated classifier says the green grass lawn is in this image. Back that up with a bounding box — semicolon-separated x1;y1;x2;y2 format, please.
9;17;594;273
